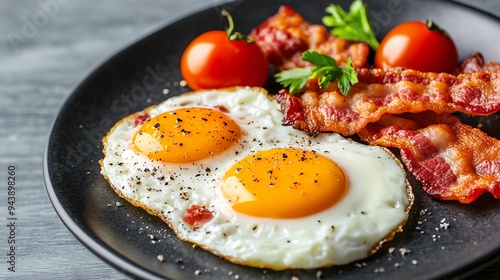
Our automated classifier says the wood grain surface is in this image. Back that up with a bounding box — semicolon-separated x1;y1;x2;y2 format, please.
0;0;498;279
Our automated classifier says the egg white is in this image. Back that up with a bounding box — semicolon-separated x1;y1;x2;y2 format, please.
100;87;413;270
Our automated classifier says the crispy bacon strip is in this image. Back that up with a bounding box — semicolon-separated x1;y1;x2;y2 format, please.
277;68;500;136
250;5;369;71
358;112;500;203
456;52;500;74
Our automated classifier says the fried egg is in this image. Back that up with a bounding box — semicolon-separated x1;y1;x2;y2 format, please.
100;87;413;270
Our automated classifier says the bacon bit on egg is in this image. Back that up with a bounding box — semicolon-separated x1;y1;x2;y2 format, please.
183;205;214;228
134;111;150;127
213;105;229;113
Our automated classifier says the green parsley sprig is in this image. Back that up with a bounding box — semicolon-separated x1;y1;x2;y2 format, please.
274;51;358;96
322;0;379;51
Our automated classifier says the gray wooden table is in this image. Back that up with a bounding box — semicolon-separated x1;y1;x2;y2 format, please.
0;0;499;279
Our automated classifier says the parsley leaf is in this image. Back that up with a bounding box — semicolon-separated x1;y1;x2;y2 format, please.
338;57;358;94
274;67;313;95
322;0;379;51
274;51;358;96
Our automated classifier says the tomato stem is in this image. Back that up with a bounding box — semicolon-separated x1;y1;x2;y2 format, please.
221;9;254;43
426;19;449;37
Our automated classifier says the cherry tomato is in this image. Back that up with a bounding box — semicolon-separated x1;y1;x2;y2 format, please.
374;20;458;73
180;11;268;90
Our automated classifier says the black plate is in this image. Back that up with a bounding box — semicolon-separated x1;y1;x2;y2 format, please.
44;0;500;279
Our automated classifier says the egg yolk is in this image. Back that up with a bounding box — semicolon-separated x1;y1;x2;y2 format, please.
221;148;348;218
133;107;241;162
